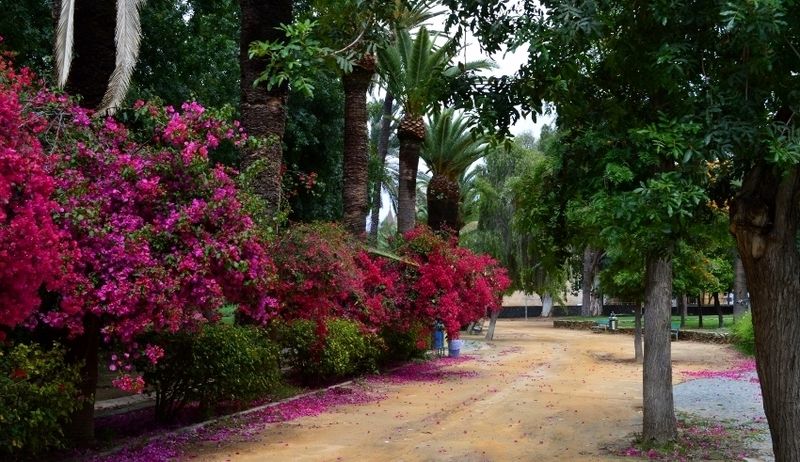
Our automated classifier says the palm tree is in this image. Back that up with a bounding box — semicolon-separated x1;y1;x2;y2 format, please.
239;0;293;219
378;27;488;234
420;109;488;234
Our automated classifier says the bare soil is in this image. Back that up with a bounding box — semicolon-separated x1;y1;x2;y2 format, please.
185;319;741;462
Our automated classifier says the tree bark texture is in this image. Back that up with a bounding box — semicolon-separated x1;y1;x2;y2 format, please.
678;294;687;328
713;292;723;328
485;309;501;340
540;293;553;318
733;252;749;320
730;162;800;461
396;117;424;234
369;93;394;244
581;246;603;316
642;256;677;444
239;0;292;219
341;65;373;237
64;313;101;447
427;173;460;235
65;0;116;108
634;303;643;363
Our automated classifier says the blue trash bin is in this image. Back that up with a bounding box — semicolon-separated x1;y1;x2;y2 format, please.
433;330;444;350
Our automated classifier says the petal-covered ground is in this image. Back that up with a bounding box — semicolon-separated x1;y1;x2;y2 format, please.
93;319;765;461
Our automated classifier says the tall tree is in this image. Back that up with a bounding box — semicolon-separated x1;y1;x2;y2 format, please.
239;0;292;220
420;109;487;234
377;27;475;234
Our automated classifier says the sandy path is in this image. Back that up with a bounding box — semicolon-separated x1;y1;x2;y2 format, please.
185;319;740;462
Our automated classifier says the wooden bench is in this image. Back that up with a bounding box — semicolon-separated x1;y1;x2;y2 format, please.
591;319;609;332
671;322;680;340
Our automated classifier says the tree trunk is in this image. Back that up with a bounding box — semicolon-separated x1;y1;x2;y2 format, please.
641;255;677;444
730;162;800;461
65;0;116;108
341;63;373;238
427;173;460;234
581;246;603;316
678;294;687;328
239;0;292;219
485;309;501;340
697;294;703;328
64;313;101;447
733;252;749;320
634;303;643;364
397;115;424;234
713;292;723;328
540;293;553;317
368;93;394;245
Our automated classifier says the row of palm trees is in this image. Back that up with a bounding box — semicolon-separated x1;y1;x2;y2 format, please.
52;0;492;243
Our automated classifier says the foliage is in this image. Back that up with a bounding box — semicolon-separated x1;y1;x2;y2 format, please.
379;322;430;363
731;311;755;356
421;109;487;179
392;226;511;337
0;60;82;338
138;324;282;421
1;54;278;388
270;223;373;324
283;71;345;222
277;318;382;382
0;342;82;455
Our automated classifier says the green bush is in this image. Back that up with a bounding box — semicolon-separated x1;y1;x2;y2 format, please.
732;310;755;356
278;318;383;382
139;324;282;421
0;343;82;456
380;322;430;363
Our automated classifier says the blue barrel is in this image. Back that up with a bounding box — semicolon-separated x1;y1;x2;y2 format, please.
448;339;463;357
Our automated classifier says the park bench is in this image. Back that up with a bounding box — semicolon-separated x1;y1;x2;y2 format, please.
591;319;609;332
671;322;680;340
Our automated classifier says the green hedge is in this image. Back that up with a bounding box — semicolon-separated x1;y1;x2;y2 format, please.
0;343;82;456
139;324;282;421
732;311;755;356
278;318;383;382
379;322;430;363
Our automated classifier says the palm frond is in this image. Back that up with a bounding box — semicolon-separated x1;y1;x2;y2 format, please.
55;0;75;88
421;109;488;178
97;0;145;114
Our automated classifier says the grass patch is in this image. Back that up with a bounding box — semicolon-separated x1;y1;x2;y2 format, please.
612;414;764;461
566;315;735;330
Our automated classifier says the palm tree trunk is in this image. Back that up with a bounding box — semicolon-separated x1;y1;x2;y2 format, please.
397;115;424;234
64;313;101;447
239;0;292;218
65;0;116;108
369;93;394;245
342;63;373;238
427;173;460;234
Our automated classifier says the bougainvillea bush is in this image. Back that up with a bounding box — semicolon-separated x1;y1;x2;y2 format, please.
0;51;278;382
393;227;511;338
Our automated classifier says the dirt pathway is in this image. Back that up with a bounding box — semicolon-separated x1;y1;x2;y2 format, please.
185;319;740;462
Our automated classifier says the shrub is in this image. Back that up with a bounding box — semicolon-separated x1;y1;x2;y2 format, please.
732;310;755;356
278;318;383;382
379;322;430;363
138;324;282;421
0;343;81;456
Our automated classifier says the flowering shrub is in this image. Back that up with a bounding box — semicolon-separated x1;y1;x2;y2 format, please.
0;51;277;382
270;223;370;324
393;227;511;338
0;54;82;339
